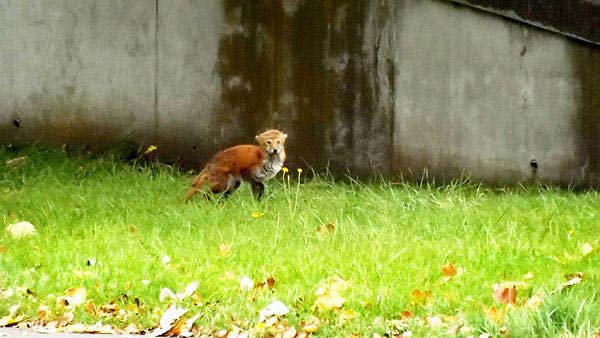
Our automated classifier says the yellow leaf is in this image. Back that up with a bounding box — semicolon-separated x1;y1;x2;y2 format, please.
313;291;346;311
144;145;157;154
218;244;232;256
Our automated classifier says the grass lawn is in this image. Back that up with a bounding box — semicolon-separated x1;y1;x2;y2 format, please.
0;146;599;337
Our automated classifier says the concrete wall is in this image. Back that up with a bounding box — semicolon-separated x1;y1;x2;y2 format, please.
0;0;598;186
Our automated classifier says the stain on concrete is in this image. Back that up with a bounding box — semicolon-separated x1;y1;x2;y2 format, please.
214;0;392;174
572;42;600;186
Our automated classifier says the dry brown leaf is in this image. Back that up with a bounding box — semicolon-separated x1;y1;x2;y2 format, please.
267;276;276;289
317;222;335;235
0;245;6;254
492;283;517;305
301;316;320;333
55;311;74;327
400;310;413;319
36;305;50;320
441;263;457;279
99;302;118;316
411;289;432;303
57;287;86;307
84;301;96;315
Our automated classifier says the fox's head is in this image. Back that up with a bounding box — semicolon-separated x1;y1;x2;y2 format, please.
255;129;287;155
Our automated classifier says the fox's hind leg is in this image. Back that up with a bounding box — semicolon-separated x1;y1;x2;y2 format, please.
224;175;242;197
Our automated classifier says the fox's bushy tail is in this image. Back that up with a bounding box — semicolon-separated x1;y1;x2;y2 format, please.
183;170;208;202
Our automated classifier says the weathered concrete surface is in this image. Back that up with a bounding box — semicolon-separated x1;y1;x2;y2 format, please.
392;0;598;185
0;1;156;151
155;0;223;164
449;0;600;45
0;0;598;186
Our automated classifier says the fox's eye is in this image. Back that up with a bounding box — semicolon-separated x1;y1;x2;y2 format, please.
277;141;280;144
266;141;271;145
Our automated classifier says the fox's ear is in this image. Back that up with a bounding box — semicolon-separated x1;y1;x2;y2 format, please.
282;133;288;139
255;135;261;141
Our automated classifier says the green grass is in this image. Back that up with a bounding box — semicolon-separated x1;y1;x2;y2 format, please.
0;146;599;337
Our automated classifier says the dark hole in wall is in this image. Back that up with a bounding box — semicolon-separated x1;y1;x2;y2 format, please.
13;119;21;128
529;159;538;171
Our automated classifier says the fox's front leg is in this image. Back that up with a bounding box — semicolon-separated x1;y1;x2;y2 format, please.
250;181;265;200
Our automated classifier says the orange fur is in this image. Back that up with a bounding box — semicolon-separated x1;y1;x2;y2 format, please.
184;130;287;201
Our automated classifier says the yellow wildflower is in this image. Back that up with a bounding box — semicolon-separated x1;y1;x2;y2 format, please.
251;212;265;219
282;167;289;173
297;168;303;174
144;145;157;154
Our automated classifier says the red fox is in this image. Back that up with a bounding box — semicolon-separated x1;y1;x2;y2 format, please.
184;129;287;201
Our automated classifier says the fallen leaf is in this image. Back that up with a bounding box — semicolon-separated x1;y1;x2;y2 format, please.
582;243;593;256
55;311;74;327
177;281;198;300
219;244;232;256
282;326;297;338
267;276;276;289
57;287;86;307
6;156;27;169
525;290;545;309
36;305;50;320
149;305;188;337
301;316;320;333
159;288;177;302
441;263;457;281
84;301;96;315
425;315;443;328
400;310;413;319
258;300;289;322
313;290;346;311
493;284;516;305
6;221;37;238
554;273;584;293
0;304;24;327
240;276;254;292
317;222;335;235
98;302;118;315
483;306;504;322
411;289;432;303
